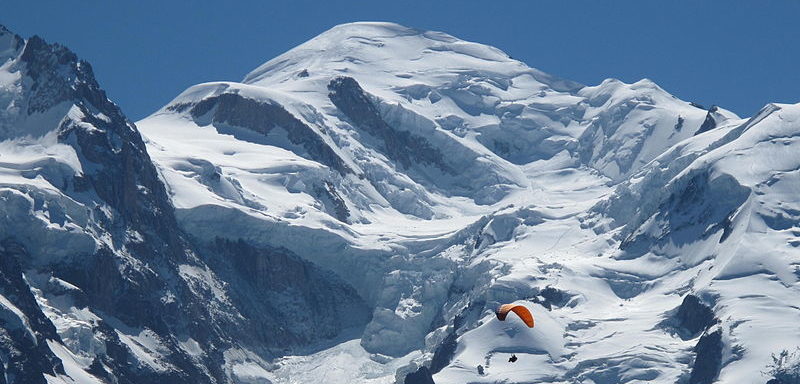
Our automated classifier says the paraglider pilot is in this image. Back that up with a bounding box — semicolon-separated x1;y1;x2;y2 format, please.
495;304;534;364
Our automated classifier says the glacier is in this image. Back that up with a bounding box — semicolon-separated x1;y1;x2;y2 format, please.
0;21;798;384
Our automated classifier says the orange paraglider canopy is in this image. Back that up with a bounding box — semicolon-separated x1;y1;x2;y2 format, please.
495;304;535;328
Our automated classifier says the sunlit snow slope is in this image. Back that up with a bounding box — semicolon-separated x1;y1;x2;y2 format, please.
135;22;800;384
1;19;795;384
138;23;800;383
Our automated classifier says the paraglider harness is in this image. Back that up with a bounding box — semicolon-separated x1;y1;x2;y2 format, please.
495;304;533;365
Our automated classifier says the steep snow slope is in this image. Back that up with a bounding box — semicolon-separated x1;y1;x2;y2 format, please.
142;22;728;232
588;103;800;383
139;22;727;248
136;21;798;384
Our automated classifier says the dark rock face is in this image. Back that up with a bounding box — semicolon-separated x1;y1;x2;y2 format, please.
669;294;723;384
19;36;82;114
767;372;800;384
4;26;234;383
764;349;800;384
175;92;355;220
689;329;723;384
675;116;685;131
426;299;490;376
676;295;717;338
404;366;436;384
327;76;452;173
535;286;572;310
0;25;370;384
314;181;351;222
429;331;457;374
203;238;371;348
0;25;25;56
187;92;352;175
695;105;719;135
0;240;65;384
17;24;179;246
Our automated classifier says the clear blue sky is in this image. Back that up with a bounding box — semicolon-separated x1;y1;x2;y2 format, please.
3;1;799;120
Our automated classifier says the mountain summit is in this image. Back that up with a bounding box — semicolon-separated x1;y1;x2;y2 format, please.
1;22;798;384
243;21;581;92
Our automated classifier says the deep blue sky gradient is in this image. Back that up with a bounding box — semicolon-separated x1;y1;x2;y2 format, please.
3;1;799;120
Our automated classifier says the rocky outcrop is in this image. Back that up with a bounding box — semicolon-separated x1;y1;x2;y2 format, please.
675;294;717;338
404;366;436;384
667;295;723;384
765;349;800;384
203;238;371;348
695;105;720;135
0;240;64;384
314;181;351;222
328;76;452;174
428;331;457;374
534;286;573;310
6;26;235;383
188;92;352;175
689;328;723;384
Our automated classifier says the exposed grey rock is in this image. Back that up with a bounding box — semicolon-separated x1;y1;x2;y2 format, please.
695;105;720;135
428;331;457;374
202;238;371;349
403;366;436;384
764;348;800;384
533;286;573;310
327;76;452;174
313;181;351;222
188;92;352;175
675;294;717;338
675;115;685;131
689;328;723;384
0;240;65;384
10;26;234;383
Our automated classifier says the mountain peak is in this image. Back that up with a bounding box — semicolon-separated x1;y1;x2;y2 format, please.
243;21;581;102
322;21;429;37
0;26;130;140
316;21;465;46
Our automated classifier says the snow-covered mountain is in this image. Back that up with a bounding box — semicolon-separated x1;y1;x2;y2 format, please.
1;21;798;384
0;24;368;384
